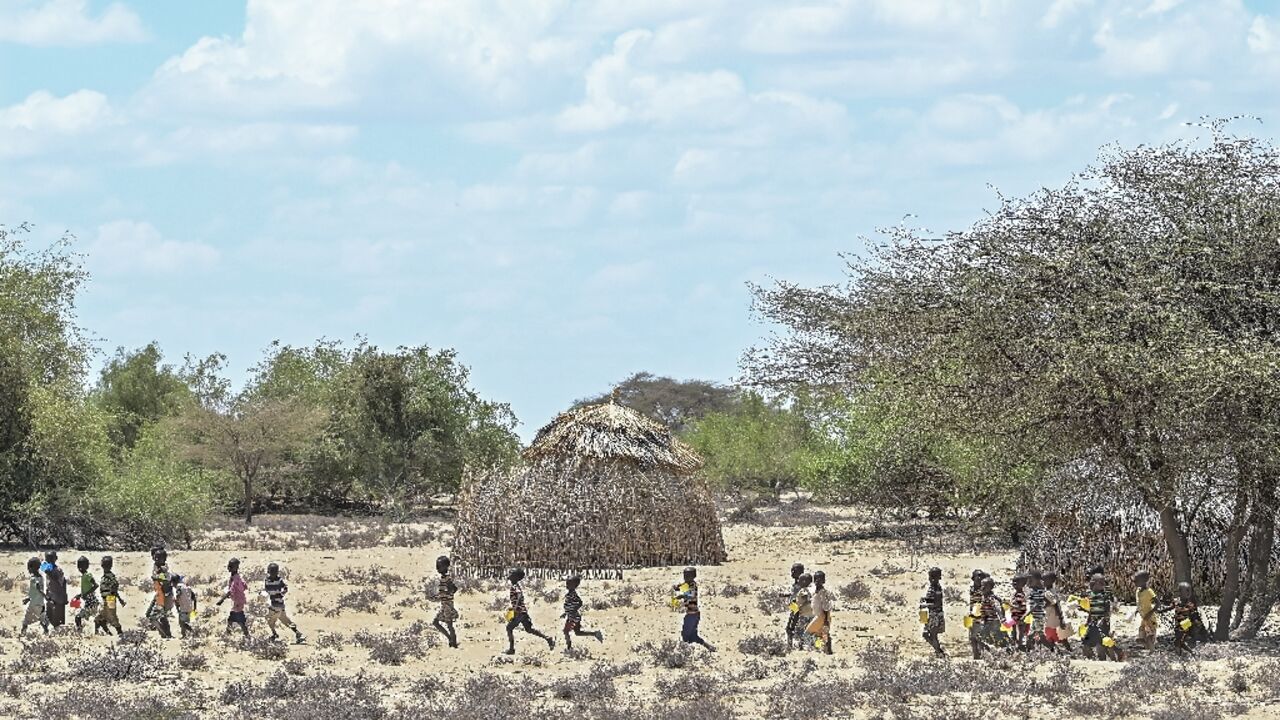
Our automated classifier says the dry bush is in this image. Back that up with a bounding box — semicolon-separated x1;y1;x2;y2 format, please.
548;664;618;703
328;588;385;616
38;686;202;720
20;639;62;663
352;630;432;666
386;524;436;547
241;635;288;661
220;669;387;720
117;629;148;646
738;633;789;657
840;579;871;601
635;639;695;669
655;672;718;701
717;582;749;598
67;645;167;681
332;565;407;590
880;589;907;605
755;590;788;615
284;658;308;676
178;650;209;671
317;632;345;650
735;659;772;681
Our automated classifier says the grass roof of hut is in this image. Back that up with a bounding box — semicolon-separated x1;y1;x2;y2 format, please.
521;400;702;473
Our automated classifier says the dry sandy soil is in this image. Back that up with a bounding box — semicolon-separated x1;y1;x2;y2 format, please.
1;504;1278;719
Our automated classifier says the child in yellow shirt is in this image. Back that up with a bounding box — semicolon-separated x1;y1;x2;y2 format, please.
1133;570;1157;651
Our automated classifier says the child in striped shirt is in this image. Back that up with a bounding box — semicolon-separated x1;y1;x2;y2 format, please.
561;574;603;651
265;562;305;644
504;568;554;655
432;555;460;648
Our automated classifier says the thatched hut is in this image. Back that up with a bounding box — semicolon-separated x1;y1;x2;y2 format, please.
451;400;727;579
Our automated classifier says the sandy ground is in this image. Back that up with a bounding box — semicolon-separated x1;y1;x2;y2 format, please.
0;505;1277;718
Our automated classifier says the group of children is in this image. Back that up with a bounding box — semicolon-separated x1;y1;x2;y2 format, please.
427;556;608;655
24;551;844;659
20;547;306;644
781;562;835;654
919;565;1208;660
421;558;839;657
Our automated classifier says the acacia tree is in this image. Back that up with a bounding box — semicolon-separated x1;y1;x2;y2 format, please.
747;126;1280;600
175;354;321;524
574;372;740;433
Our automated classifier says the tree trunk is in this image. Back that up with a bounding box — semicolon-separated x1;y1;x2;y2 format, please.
1217;482;1251;640
1236;504;1277;639
1158;504;1193;589
243;475;255;525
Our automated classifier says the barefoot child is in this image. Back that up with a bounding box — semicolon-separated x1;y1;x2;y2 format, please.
1170;581;1205;656
1134;570;1157;651
674;566;715;652
967;569;988;659
21;557;49;635
1026;570;1047;649
96;556;125;635
216;557;249;637
1081;573;1120;661
919;567;945;657
174;574;198;638
504;568;554;655
72;556;100;633
1009;574;1029;649
808;570;833;655
789;573;815;650
432;556;459;648
147;548;174;639
561;574;604;651
978;576;1004;654
43;551;68;628
1042;571;1071;652
265;562;305;644
783;562;805;646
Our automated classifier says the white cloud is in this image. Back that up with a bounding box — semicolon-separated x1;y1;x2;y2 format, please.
0;89;110;132
0;89;112;158
87;220;220;275
0;0;145;46
1042;0;1093;28
142;1;581;118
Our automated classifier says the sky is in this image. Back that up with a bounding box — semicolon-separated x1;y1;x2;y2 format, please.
3;0;1280;438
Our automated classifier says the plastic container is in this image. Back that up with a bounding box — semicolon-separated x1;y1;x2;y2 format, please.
919;609;929;624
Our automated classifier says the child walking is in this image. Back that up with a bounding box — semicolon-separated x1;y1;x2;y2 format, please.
72;556;100;633
96;556;124;636
504;568;554;654
147;548;174;639
43;551;68;628
919;566;945;657
788;573;815;650
216;557;249;637
265;562;305;644
808;570;833;655
1133;570;1158;651
561;574;604;651
1009;574;1029;649
432;555;459;648
21;557;49;635
1081;573;1120;661
966;569;988;659
1026;570;1047;649
174;574;198;638
783;562;805;645
673;566;715;652
1170;582;1205;656
1042;571;1071;652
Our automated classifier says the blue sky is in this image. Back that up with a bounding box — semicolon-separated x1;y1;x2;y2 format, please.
3;0;1280;438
